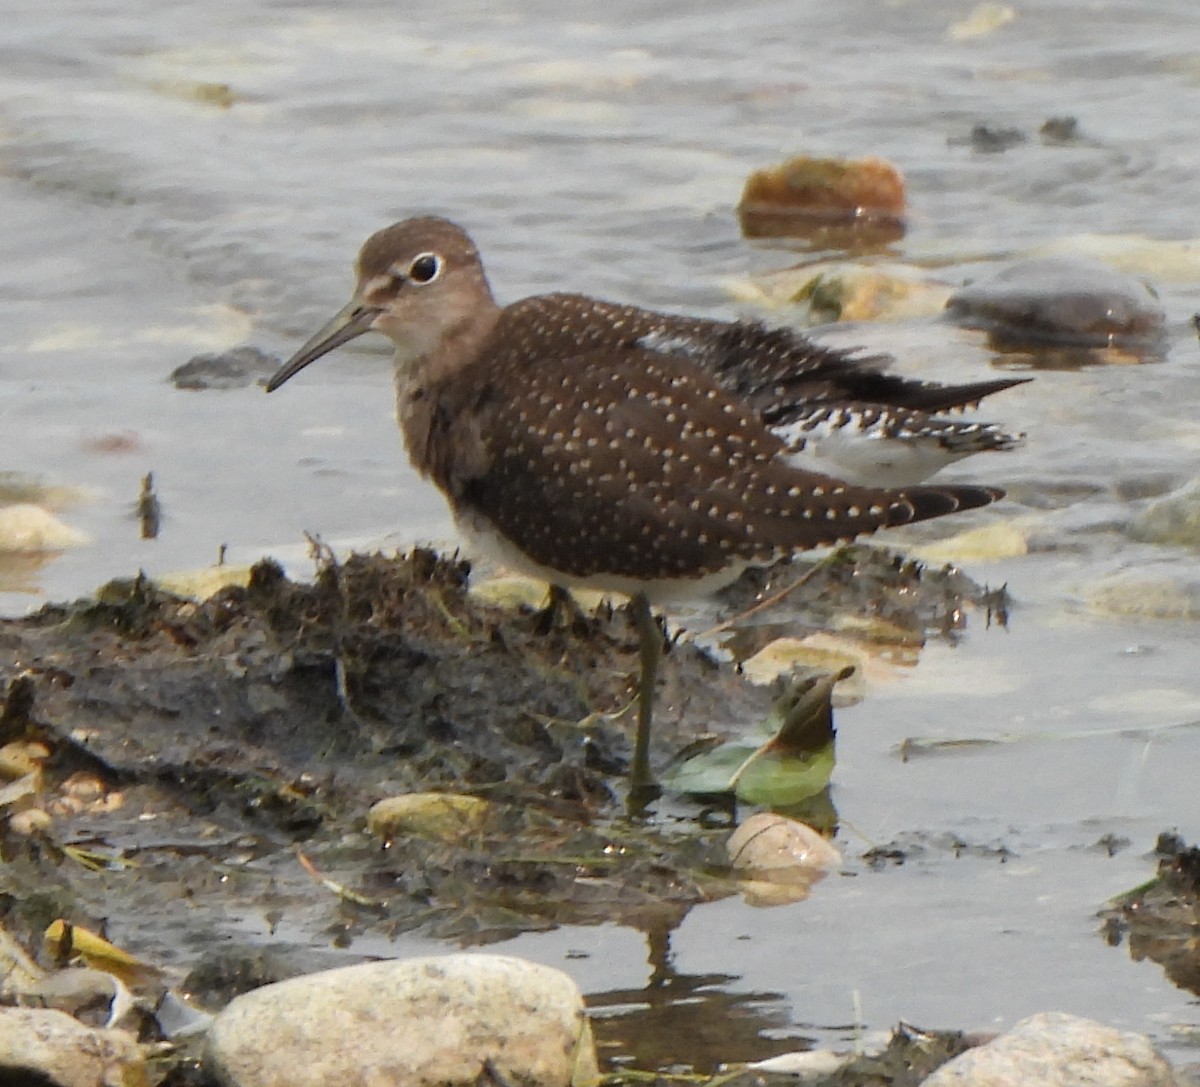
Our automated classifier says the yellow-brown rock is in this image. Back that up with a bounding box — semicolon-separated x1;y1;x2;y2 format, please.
367;793;493;842
738;155;906;241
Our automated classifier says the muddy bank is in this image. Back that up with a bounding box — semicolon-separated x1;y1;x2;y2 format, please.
0;543;1001;1078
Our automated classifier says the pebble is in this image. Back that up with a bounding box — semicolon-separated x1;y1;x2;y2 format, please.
728;812;841;907
366;792;493;841
204;954;599;1087
920;1011;1178;1087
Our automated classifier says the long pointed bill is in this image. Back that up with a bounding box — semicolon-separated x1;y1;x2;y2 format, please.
264;300;383;392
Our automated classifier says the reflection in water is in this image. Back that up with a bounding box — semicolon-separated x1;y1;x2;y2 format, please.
986;340;1166;371
1101;834;1200;1000
0;550;58;595
588;918;813;1073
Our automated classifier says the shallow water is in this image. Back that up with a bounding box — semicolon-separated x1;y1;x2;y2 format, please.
4;0;1200;1069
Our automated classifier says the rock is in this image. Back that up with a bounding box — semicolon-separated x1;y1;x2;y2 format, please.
0;927;45;998
737;155;906;243
741;635;866;691
182;944;365;1012
0;504;90;552
366;792;494;841
154;564;254;600
950;123;1026;153
947;2;1016;41
920;1011;1177;1087
0;739;51;779
1039;116;1082;144
0;1006;146;1087
909;522;1030;565
14;969;138;1031
724;261;953;323
738;633;911;700
141;79;241;109
204;954;599;1087
1034;234;1200;282
1129;482;1200;550
170;346;279;390
944;257;1165;353
728;812;841;907
0;473;87;509
469;574;606;615
1085;569;1200;621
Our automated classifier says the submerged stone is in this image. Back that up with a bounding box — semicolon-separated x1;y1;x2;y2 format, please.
725;260;952;323
947;2;1016;41
1129;482;1200;550
909;522;1031;566
951;122;1027;152
171;345;280;390
945;257;1166;354
1085;562;1200;620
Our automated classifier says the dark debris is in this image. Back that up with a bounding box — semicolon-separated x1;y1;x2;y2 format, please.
1098;832;1200;999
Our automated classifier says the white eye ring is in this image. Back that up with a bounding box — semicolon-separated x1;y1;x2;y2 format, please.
408;252;442;284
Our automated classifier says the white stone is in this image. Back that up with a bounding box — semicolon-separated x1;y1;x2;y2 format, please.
0;504;90;552
908;522;1029;565
204;954;599;1087
1085;568;1200;621
1129;481;1200;550
0;1006;145;1087
920;1012;1177;1087
728;813;841;907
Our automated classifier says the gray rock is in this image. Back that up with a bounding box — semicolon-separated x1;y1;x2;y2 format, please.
945;257;1165;352
170;346;279;390
921;1011;1177;1087
1130;482;1200;550
1085;566;1200;621
204;953;599;1087
0;1006;145;1087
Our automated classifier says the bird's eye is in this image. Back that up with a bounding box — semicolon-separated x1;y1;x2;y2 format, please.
408;252;442;283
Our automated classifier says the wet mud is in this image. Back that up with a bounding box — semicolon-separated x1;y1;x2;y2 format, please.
0;543;1001;1080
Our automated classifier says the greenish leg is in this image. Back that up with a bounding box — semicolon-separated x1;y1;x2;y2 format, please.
629;592;663;807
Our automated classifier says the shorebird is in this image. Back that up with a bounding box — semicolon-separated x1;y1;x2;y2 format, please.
265;216;1012;798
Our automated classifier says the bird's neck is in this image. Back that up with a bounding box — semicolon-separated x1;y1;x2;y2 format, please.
392;302;501;483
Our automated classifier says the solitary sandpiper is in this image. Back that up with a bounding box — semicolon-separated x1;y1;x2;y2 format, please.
266;216;1013;797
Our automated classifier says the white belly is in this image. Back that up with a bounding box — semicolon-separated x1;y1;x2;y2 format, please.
779;424;969;488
